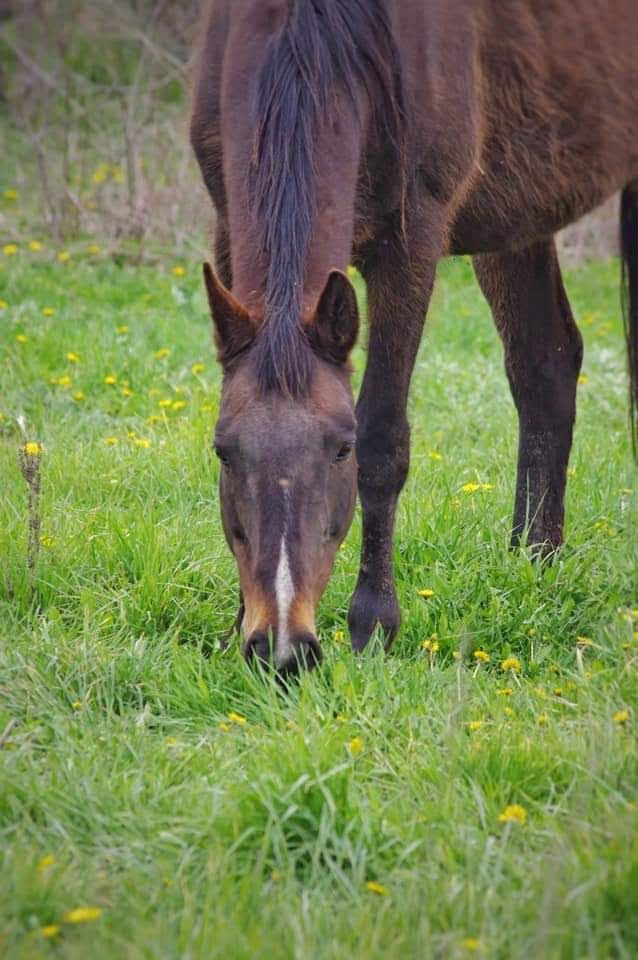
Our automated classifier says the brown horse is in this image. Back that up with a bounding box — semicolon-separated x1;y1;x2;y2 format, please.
191;0;638;674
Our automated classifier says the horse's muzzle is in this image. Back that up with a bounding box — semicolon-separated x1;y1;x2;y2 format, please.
243;630;323;675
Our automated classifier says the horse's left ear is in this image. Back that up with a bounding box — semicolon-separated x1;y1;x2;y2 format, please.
202;263;255;366
307;270;359;367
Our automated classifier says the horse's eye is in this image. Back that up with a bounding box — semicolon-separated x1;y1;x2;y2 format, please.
214;445;230;467
334;443;353;463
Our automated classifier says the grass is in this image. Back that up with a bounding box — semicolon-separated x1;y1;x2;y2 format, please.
1;242;637;959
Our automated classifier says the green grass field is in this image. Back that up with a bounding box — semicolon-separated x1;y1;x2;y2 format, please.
1;245;637;959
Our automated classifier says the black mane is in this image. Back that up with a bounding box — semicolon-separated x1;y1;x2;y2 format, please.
249;0;405;396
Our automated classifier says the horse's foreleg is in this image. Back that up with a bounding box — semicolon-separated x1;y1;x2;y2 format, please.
348;224;439;652
473;239;583;552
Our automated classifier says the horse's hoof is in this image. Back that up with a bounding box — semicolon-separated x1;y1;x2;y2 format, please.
347;579;401;653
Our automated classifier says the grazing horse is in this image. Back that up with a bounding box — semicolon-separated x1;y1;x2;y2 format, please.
191;0;638;673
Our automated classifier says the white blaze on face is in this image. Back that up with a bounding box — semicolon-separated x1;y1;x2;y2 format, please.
274;484;295;666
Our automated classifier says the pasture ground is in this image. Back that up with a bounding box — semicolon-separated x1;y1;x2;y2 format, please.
1;247;637;959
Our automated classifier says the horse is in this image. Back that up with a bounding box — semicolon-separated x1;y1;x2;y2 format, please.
190;0;638;674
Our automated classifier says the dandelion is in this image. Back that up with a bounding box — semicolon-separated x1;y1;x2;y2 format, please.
104;374;117;385
63;907;102;924
57;375;72;389
103;437;119;446
365;880;388;896
28;240;43;252
88;243;101;255
92;164;109;184
461;481;494;493
218;722;231;732
577;374;588;386
428;450;443;461
154;347;171;359
57;250;71;263
192;362;205;375
24;441;42;457
134;437;151;449
422;636;439;653
501;656;521;673
497;687;513;697
348;736;363;756
473;649;490;663
172;399;187;411
172;265;186;278
333;630;345;643
452;650;462;660
553;687;563;697
498;803;527;825
71;700;83;710
418;588;435;598
37;854;56;871
3;188;18;200
228;711;247;725
613;709;630;725
38;925;61;939
15;333;28;343
165;737;178;746
3;243;18;256
66;351;80;364
42;307;55;317
503;706;515;718
116;324;129;335
40;535;54;548
467;720;485;732
460;939;482;952
159;398;173;408
537;713;549;725
0;299;7;309
576;636;594;647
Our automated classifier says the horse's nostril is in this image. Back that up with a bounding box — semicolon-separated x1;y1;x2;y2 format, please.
243;631;272;666
280;634;323;675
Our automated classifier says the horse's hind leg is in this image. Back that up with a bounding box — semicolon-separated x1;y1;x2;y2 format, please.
473;239;583;552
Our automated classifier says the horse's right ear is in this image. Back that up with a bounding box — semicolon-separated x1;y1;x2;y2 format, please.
202;263;254;366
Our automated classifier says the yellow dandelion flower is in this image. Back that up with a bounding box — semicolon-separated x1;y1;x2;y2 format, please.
57;250;71;263
120;386;133;398
576;636;593;647
103;437;119;446
335;714;347;723
154;347;171;359
467;720;485;732
613;709;630;725
104;374;117;385
88;243;101;255
348;736;364;755
28;240;43;252
577;374;588;386
498;803;527;825
63;906;102;924
116;324;129;335
428;450;443;461
73;390;85;402
71;700;83;710
171;399;186;411
218;722;232;732
57;375;72;389
553;687;563;697
40;535;54;548
333;629;345;643
3;243;18;256
191;362;205;375
15;333;28;343
461;481;494;493
503;706;515;718
460;939;482;952
39;925;61;939
172;265;186;278
4;188;18;200
134;437;151;449
228;711;247;725
66;351;80;363
473;649;490;663
452;650;462;660
24;441;42;457
92;165;108;184
0;299;7;309
537;713;549;725
42;307;55;317
497;687;513;697
159;398;173;408
501;656;521;673
165;736;178;746
146;415;163;425
422;636;439;652
418;588;435;598
365;880;388;896
36;854;56;871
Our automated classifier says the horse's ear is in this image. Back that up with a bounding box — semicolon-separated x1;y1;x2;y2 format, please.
307;270;359;367
202;263;254;366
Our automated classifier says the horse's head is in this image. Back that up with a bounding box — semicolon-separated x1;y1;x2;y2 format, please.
204;264;359;674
